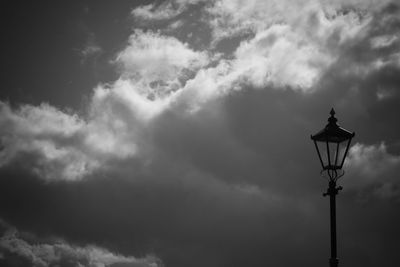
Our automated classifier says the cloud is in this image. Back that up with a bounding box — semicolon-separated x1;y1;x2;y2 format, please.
80;43;102;64
173;3;373;99
129;0;400;95
116;30;209;97
346;142;400;177
1;1;399;182
345;142;400;199
0;102;98;181
0;25;217;180
132;2;184;21
203;0;384;44
0;220;161;267
0;162;322;267
0;92;144;181
231;24;333;90
370;35;398;49
0;29;212;181
79;33;103;65
132;0;205;21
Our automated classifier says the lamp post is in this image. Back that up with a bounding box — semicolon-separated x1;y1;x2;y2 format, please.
311;108;355;267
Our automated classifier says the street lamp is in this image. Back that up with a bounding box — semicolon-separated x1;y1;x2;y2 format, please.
311;108;355;267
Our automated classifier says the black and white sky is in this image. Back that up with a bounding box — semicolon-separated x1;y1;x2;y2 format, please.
1;0;400;266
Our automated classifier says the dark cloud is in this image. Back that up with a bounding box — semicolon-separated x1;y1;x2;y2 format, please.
1;79;400;267
0;160;326;267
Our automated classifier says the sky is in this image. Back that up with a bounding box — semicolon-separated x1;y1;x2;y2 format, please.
1;0;400;266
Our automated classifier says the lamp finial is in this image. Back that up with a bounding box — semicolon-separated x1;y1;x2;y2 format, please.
328;108;337;125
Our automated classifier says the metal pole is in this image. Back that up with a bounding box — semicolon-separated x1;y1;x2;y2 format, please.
329;181;338;267
324;180;342;267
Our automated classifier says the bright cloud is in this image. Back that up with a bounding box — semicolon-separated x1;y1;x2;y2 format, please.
0;93;144;181
117;30;209;82
201;0;376;90
0;102;97;181
132;0;205;21
131;0;377;91
0;222;161;267
0;0;399;182
345;142;400;199
132;2;184;21
232;24;333;90
204;0;378;44
370;35;398;49
346;142;400;178
116;30;209;100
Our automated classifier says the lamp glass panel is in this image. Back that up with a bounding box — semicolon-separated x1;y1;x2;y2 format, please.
316;141;348;169
336;141;348;168
328;142;337;166
316;141;329;169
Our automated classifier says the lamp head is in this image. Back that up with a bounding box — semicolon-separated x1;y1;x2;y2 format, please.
311;109;355;180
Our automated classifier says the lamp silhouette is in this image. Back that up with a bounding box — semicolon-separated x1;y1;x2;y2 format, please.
311;108;355;267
